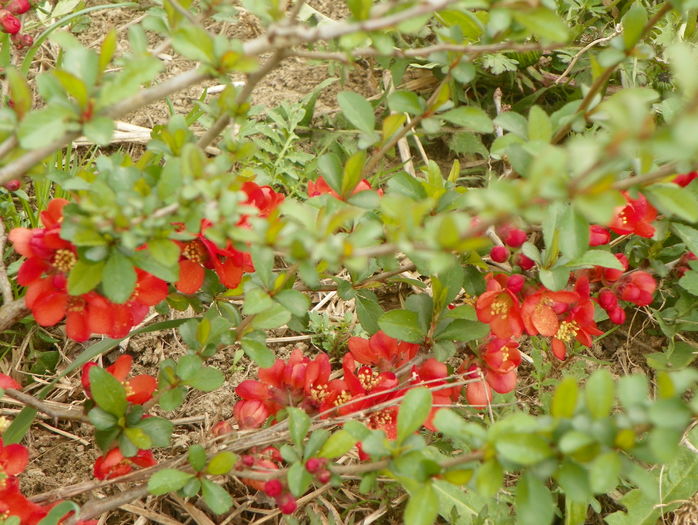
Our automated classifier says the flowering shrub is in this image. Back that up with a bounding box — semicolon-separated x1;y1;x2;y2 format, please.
1;1;698;524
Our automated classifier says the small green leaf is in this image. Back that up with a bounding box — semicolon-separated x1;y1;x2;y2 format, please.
318;429;357;458
124;426;151;449
495;434;553;465
397;388;432;443
102;250;137;304
671;223;698;254
201;478;233;514
570;249;624;270
559;207;589;260
148;239;181;267
188;444;207;471
516;471;554;525
528;105;552;142
513;8;569;42
388;91;424;115
241;337;275;367
439;107;493;133
249;303;291;330
589;452;621;493
148;469;194;495
184;367;225;392
341;150;367;197
172;25;215;63
37;501;80;525
622;2;648;49
89;366;127;417
274;289;311;317
287;461;313;497
645;184;698;222
288;407;311;448
207;451;239;475
404;483;439;525
67;260;104;295
83;116;114;145
136;416;173;448
585;369;615;419
551;377;579;418
338;91;375;134
18;105;73;149
378;309;426;343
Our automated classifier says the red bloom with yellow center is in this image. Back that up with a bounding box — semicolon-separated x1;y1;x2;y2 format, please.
93;447;156;480
82;354;157;405
609;191;657;238
347;330;420;372
476;278;524;339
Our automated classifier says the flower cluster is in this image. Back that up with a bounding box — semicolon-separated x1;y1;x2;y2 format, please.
9;199;168;341
0;0;34;48
0;439;96;524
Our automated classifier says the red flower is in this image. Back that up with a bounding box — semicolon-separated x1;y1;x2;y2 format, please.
233;350;333;427
347;330;419;371
0;438;29;477
411;358;458;430
241;181;285;218
476;278;524;339
521;289;579;338
308;176;380;200
0;477;48;525
619;271;656;306
337;353;399;415
609;192;657;238
82;355;157;405
93;447;156;480
462;365;492;408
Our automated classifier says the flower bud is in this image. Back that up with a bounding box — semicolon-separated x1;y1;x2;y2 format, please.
7;0;32;15
210;420;232;437
305;457;325;474
316;469;331;484
489;246;509;263
506;274;525;293
0;11;21;34
241;455;255;467
589;225;610;246
608;306;626;325
3;179;21;191
515;253;535;271
263;479;283;498
276;492;297;515
597;290;618;310
503;228;527;248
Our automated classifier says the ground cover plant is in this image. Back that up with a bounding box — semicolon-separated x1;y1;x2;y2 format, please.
1;0;698;523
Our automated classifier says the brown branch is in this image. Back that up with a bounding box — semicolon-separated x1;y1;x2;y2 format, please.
2;389;88;422
0;218;13;304
612;162;678;190
0;298;28;331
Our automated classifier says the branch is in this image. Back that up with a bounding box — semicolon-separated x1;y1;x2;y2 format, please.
2;388;89;422
612;162;677;190
0;219;13;304
0;298;28;331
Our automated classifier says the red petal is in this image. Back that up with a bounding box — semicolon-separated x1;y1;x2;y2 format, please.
1;442;29;475
126;375;156;404
107;355;133;381
233;399;270;428
213;257;244;289
552;339;567;360
347;336;375;366
135;271;168;305
8;227;35;257
175;260;205;294
32;290;68;326
531;305;559;337
465;381;492;408
236;380;270;400
485;369;517;394
66;309;90;342
87;294;113;335
41;198;69;228
0;374;20;390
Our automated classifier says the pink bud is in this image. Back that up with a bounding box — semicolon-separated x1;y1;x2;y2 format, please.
3;179;21;191
603;254;628;282
515;253;535;271
608;306;626;324
504;228;527;248
263;479;283;498
506;274;525;293
589;225;610;246
490;246;509;263
0;11;21;34
316;470;331;484
305;458;325;474
241;455;255;467
597;290;618;310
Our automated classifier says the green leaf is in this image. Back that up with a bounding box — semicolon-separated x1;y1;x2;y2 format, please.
513;8;569;42
435;318;490;343
124;426;152;449
188;444;207;471
148;239;181;267
83;116;114;145
288;407;311;448
102;250;137;304
378;309;426;344
184;366;225;392
679;270;698;296
495;433;553;465
645;184;698;222
37;501;80;525
585;369;615;419
439;107;493;133
388;91;424;115
148;469;194;495
318;429;357;458
6;67;32;119
201;478;233;514
274;289;311;317
341;150;367;197
249;303;291;330
404;483;439;525
528;105;552;143
88;406;118;430
172;25;215;63
136;416;173;448
397;388;432;443
287;461;313;497
89;366;127;417
570;249;624;270
516;472;554;525
241;337;275;367
551;376;579;418
207;451;238;475
18;105;73;149
559;206;589;260
338;91;375;134
671;223;698;254
67;260;104;295
589;452;621;494
622;2;648;49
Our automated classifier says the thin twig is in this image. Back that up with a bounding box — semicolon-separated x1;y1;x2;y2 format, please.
555;26;621;85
